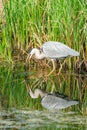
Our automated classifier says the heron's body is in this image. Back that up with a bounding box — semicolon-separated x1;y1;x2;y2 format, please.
28;41;80;75
42;41;79;59
30;41;79;60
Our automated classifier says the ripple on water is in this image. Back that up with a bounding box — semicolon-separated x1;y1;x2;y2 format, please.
0;108;87;130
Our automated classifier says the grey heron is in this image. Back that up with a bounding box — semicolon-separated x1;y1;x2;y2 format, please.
27;41;80;75
27;87;79;110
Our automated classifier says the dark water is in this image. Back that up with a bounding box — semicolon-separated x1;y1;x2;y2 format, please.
0;61;87;130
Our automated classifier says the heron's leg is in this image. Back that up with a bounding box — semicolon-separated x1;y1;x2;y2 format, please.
58;59;66;75
47;59;55;76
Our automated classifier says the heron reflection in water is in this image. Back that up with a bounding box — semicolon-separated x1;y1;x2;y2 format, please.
26;85;79;110
26;41;80;76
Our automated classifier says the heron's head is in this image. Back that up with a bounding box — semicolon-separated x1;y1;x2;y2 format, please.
26;48;44;62
26;48;38;62
29;48;36;58
29;48;40;59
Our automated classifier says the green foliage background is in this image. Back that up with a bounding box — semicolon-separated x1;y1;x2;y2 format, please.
1;0;87;61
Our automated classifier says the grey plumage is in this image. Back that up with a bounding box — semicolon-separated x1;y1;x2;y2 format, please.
42;41;79;59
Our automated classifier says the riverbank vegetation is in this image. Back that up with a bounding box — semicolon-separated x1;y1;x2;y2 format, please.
1;0;87;62
0;0;87;114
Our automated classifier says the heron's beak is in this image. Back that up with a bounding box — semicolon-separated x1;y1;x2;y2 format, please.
26;54;32;63
29;54;32;59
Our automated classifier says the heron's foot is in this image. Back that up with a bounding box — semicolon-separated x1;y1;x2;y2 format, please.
47;69;55;77
43;76;48;82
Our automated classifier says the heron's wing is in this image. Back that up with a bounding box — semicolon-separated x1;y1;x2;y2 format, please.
42;41;79;59
41;95;79;110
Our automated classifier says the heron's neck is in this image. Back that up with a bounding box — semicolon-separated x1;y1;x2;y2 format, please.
29;88;47;99
34;48;45;59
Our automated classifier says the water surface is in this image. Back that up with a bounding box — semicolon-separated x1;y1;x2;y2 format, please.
0;62;87;129
0;108;87;130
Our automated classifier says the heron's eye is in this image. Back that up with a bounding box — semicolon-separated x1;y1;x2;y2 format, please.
39;49;42;54
29;49;32;54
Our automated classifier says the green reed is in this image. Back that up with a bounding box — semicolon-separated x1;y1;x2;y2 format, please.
1;0;87;61
0;62;87;113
